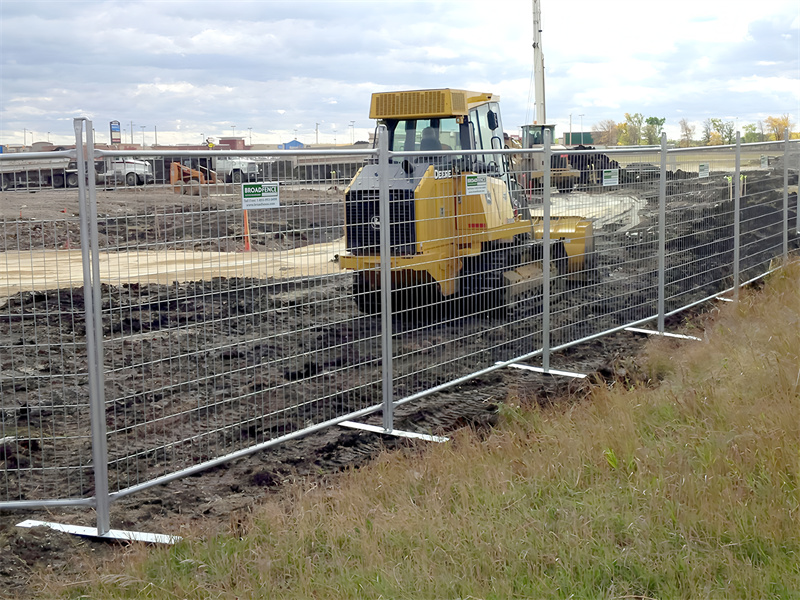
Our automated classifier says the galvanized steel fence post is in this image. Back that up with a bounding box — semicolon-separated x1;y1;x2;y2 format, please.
658;133;667;333
542;129;552;373
73;118;110;536
784;129;790;260
377;125;395;432
733;132;741;299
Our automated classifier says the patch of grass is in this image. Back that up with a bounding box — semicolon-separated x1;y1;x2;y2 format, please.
58;261;800;599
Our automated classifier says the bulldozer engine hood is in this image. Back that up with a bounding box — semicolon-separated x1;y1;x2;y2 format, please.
346;160;431;193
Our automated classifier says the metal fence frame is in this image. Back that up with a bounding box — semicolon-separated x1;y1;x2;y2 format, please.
0;118;797;538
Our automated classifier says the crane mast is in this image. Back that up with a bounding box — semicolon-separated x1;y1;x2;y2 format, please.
532;0;545;124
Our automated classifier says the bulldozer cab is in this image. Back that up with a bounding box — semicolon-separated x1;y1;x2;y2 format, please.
521;123;556;148
375;89;509;179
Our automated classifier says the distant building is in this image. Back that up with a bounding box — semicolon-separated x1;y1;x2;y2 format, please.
279;140;304;150
563;132;594;145
218;137;246;150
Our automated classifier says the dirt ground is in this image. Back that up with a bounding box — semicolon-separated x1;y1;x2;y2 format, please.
0;171;796;599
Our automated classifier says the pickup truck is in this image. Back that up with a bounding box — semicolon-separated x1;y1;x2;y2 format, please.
98;158;155;186
212;157;259;183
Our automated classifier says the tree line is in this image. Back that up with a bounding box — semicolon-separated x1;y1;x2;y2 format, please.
591;113;796;147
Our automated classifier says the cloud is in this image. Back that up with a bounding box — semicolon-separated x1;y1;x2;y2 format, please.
1;0;797;146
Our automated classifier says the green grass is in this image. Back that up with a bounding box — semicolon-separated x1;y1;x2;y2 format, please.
56;261;800;599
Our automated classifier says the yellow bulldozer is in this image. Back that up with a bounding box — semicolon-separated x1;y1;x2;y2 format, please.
338;88;593;318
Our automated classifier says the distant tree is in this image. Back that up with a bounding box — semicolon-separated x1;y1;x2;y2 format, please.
742;123;759;144
679;118;695;147
720;121;735;144
619;112;644;145
764;114;793;141
643;116;666;145
701;119;713;145
591;119;619;146
757;120;766;142
702;118;735;146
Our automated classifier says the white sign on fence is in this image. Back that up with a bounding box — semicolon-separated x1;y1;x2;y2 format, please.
465;173;488;195
699;163;710;178
242;182;280;209
603;169;619;186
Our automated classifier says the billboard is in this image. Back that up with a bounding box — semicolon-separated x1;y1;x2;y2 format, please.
110;120;121;144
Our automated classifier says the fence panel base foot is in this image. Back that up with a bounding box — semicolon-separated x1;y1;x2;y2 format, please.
340;421;449;443
625;327;702;341
17;519;180;545
501;362;587;379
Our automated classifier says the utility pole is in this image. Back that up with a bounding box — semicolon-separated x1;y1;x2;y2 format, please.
315;123;319;145
248;127;252;146
140;125;146;148
154;125;158;147
350;120;355;144
231;125;236;139
579;114;584;144
130;121;134;144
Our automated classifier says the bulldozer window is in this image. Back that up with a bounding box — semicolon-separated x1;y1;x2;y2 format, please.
387;119;463;153
470;102;506;175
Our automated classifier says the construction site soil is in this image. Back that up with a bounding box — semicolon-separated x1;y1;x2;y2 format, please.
0;170;797;598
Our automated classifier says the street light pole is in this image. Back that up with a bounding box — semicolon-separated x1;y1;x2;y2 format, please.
231;125;236;139
350;120;355;144
130;121;135;144
248;127;252;146
140;125;146;148
22;128;27;147
579;114;584;145
569;114;572;146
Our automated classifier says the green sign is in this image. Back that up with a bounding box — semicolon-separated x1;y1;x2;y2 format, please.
465;173;488;195
242;182;280;209
603;169;619;186
698;163;710;178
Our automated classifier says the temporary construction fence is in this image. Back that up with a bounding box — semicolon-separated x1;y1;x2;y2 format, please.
0;118;797;538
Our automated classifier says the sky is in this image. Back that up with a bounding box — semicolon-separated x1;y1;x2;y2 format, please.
1;0;798;148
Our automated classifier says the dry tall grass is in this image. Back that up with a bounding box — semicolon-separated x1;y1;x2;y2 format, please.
57;261;800;599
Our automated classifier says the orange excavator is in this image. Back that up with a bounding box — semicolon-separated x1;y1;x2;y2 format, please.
170;160;218;195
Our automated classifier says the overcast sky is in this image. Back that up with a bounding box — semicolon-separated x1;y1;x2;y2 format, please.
1;0;798;148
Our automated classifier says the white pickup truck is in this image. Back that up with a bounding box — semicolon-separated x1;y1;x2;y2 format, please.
98;158;155;186
212;157;259;183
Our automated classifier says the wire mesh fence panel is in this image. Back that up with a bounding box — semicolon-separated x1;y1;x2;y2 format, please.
1;135;797;508
559;147;661;344
0;168;95;503
738;142;795;283
664;146;738;311
87;149;378;493
515;146;664;348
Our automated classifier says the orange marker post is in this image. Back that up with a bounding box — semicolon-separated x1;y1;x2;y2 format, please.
242;209;252;251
